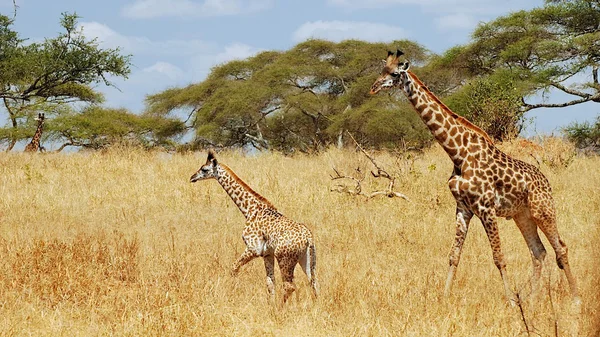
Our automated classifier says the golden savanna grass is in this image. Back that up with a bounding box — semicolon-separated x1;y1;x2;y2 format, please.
0;139;598;336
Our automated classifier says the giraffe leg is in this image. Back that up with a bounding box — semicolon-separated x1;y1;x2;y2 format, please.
513;211;546;300
231;248;258;276
444;206;473;297
533;213;581;306
480;210;515;305
263;254;276;304
278;256;297;306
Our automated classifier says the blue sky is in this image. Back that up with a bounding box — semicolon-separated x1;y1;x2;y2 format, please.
4;0;598;136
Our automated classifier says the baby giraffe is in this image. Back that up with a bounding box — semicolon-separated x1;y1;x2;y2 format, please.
190;150;318;305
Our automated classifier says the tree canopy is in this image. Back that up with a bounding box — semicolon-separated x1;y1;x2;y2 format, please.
564;115;600;152
146;39;434;153
434;0;599;140
0;11;185;151
48;106;186;151
148;0;600;150
3;0;596;153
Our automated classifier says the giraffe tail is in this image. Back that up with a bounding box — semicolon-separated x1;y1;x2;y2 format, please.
307;238;318;297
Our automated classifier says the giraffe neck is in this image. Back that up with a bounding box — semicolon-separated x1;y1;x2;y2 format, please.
26;121;44;151
214;163;275;220
403;70;493;164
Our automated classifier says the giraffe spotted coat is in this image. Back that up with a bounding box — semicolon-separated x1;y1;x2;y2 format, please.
24;113;45;153
190;150;318;305
369;50;580;305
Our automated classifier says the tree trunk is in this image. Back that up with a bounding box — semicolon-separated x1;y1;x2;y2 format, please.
3;98;18;152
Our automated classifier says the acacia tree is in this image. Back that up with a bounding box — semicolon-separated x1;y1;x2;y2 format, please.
146;39;433;153
0;12;148;150
564;115;600;152
48;106;186;151
436;0;599;140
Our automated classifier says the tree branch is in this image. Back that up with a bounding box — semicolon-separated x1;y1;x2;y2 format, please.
346;131;392;179
551;82;595;99
522;93;600;111
245;133;269;150
330;132;410;202
11;0;18;21
288;78;318;96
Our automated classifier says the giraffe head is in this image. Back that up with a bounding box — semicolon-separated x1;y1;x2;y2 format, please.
190;150;219;183
369;49;411;95
35;113;45;123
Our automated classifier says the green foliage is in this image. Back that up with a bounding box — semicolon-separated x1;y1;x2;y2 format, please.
7;13;131;101
0;12;132;150
457;0;598;103
445;70;526;141
563;115;600;152
48;106;186;151
421;0;600;141
147;39;432;152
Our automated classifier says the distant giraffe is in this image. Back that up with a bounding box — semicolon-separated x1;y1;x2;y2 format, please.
370;50;580;305
190;150;318;305
24;113;45;153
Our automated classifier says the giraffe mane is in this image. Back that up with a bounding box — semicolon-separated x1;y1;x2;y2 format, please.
407;70;494;144
220;163;276;209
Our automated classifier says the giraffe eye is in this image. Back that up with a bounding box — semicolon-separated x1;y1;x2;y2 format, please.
390;72;400;78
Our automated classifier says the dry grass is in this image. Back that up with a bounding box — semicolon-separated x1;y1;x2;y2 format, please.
0;140;598;336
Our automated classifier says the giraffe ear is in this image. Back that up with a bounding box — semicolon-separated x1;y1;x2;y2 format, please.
207;150;218;165
401;61;410;70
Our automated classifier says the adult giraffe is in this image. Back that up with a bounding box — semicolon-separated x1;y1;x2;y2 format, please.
370;50;580;305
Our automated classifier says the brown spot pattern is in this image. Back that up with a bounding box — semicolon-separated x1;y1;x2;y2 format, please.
369;52;580;303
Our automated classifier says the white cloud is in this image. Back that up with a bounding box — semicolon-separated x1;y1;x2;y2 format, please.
143;62;185;80
78;21;214;56
436;13;479;30
121;0;273;19
293;20;407;43
214;43;264;64
73;22;264;112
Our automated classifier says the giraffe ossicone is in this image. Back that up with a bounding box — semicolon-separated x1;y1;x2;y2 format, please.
370;50;580;306
190;150;318;305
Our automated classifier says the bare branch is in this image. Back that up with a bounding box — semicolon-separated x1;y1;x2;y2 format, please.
522;92;600;111
245;133;269;150
347;131;392;179
330;132;410;201
551;82;595;98
288;78;318;96
12;0;18;21
183;107;196;124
